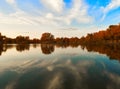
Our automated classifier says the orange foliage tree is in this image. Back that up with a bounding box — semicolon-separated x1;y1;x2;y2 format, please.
40;33;55;43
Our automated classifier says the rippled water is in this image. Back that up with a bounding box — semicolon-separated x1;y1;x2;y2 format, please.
0;44;120;89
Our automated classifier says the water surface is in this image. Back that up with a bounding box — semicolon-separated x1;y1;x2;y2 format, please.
0;44;120;89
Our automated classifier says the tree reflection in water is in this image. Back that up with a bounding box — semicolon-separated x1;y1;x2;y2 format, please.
0;44;120;89
0;44;3;56
0;44;14;56
16;44;30;52
0;44;120;61
81;43;120;61
41;44;55;55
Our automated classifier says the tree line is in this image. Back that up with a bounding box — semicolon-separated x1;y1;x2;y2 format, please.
0;33;40;44
80;24;120;44
0;24;120;45
0;32;80;45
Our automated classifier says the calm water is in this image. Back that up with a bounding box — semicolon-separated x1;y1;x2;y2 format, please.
0;44;120;89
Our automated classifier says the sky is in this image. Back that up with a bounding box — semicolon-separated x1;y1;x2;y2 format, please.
0;0;120;38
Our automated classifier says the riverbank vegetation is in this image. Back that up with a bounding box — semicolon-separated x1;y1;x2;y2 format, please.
0;24;120;45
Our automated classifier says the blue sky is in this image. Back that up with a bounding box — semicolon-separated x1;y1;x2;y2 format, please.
0;0;120;38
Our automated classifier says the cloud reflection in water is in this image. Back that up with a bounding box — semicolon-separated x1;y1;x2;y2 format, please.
0;44;120;89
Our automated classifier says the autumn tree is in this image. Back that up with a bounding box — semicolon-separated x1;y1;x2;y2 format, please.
30;38;40;43
0;33;3;44
16;36;30;44
55;37;70;48
40;33;55;43
80;24;120;44
69;37;80;47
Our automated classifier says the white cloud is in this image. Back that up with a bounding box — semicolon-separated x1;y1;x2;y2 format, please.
46;13;54;19
3;0;92;26
6;0;15;4
0;13;3;16
1;0;93;36
104;0;120;13
42;0;93;25
61;0;93;24
41;0;64;13
0;11;32;25
0;12;60;28
102;0;120;20
6;0;19;12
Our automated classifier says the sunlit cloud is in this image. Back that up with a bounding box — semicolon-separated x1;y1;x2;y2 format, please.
0;0;120;38
41;0;64;13
6;0;15;4
2;0;92;26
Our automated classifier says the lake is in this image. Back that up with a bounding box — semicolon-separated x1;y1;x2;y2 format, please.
0;44;120;89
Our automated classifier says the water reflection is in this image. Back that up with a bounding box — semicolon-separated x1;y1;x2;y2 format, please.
0;44;120;61
41;44;55;55
16;44;30;52
0;44;120;89
81;44;120;61
0;44;3;55
0;54;120;89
